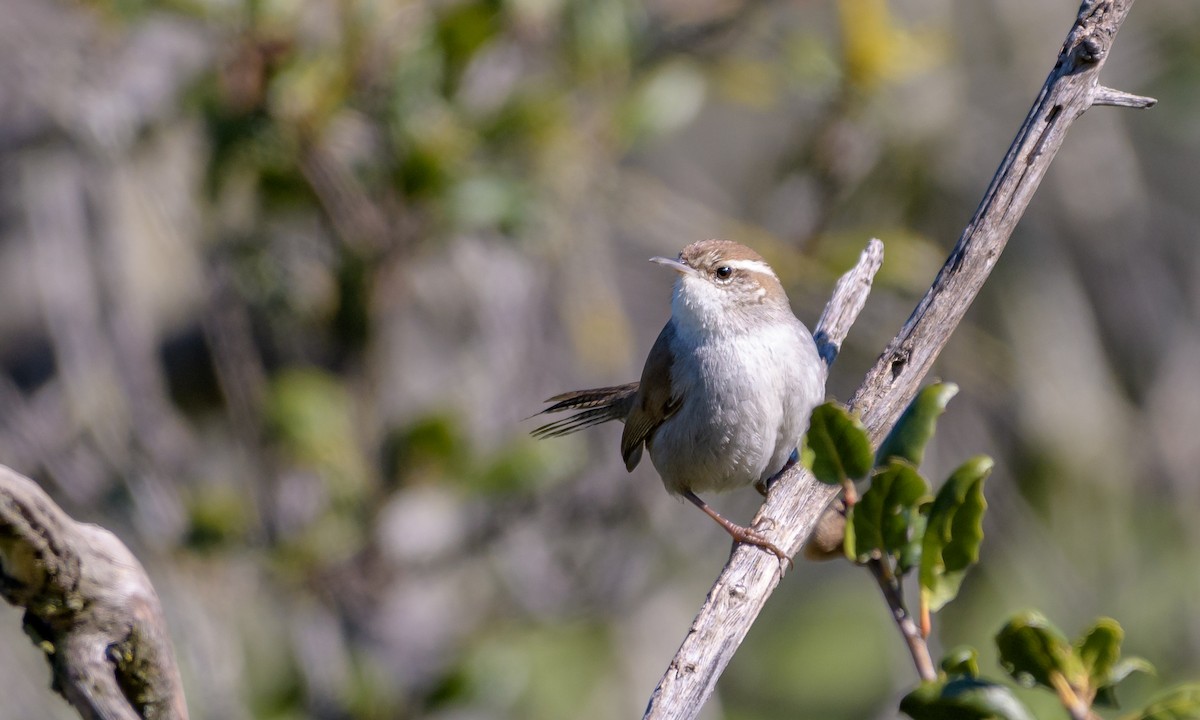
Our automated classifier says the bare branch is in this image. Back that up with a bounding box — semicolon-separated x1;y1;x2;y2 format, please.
0;465;188;720
1092;85;1157;108
643;1;1151;717
814;238;885;368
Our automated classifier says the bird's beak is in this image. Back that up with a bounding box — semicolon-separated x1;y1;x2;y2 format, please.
650;256;698;276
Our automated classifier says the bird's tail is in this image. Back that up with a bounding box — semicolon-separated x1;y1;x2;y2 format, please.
530;382;639;439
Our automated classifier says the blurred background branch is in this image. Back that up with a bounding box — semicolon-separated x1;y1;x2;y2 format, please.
0;465;188;720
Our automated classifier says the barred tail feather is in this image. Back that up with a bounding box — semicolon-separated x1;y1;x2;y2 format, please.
530;382;639;438
531;407;619;439
541;383;639;413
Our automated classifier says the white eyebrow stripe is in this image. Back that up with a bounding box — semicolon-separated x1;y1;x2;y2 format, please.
721;259;778;279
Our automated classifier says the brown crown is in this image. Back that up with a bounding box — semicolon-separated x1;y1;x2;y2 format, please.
678;239;768;269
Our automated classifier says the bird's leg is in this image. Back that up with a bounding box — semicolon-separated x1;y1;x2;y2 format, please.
754;448;800;497
683;490;792;568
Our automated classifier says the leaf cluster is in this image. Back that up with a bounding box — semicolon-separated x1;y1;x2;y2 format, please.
805;384;1195;720
809;382;983;625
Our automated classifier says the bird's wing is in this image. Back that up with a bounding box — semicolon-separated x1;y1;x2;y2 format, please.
621;321;681;471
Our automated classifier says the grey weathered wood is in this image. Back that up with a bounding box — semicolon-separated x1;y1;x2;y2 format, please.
813;239;885;369
643;1;1152;717
0;465;188;720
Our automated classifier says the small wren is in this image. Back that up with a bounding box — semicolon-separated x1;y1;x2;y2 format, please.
533;239;827;561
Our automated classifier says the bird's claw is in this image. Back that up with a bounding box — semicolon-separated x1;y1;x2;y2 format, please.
730;526;794;571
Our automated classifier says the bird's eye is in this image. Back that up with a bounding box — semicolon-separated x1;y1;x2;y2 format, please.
715;266;733;280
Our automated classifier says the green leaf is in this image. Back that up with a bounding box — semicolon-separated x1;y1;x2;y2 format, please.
941;646;981;679
1123;684;1200;720
876;382;959;467
1077;617;1123;689
919;455;991;613
995;611;1084;690
848;459;929;563
901;678;1036;720
1096;657;1156;708
1109;657;1156;686
896;503;928;575
806;402;874;485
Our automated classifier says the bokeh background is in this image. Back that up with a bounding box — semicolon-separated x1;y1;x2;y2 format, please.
1;0;1198;718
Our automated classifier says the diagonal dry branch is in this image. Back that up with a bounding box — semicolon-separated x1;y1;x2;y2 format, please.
0;465;188;720
643;1;1153;717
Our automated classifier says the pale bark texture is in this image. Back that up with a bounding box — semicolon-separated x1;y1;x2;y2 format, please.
643;1;1153;717
0;465;188;720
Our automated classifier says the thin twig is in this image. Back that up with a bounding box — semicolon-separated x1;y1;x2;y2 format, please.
1050;672;1098;720
1092;85;1157;108
867;559;936;683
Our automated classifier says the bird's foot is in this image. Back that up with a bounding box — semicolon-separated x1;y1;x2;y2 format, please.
684;490;793;570
727;523;794;570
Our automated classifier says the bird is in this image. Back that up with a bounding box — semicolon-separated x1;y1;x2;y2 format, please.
532;239;827;562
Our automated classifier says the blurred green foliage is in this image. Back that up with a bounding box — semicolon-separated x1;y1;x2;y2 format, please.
268;368;369;499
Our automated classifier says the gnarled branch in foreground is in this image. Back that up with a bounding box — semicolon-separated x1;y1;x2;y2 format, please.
0;465;188;720
643;1;1154;717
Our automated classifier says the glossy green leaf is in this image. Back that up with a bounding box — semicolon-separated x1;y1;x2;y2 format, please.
1096;657;1156;708
919;455;991;612
941;646;981;679
1122;684;1200;720
897;503;928;575
806;402;874;485
995;611;1084;690
1077;617;1124;689
901;678;1036;720
847;459;929;563
877;382;959;467
1109;657;1156;686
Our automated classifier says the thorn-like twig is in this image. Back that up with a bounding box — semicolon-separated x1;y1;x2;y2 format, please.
1092;85;1157;108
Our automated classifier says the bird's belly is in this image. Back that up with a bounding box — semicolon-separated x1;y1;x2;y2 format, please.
647;383;800;497
645;324;822;496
